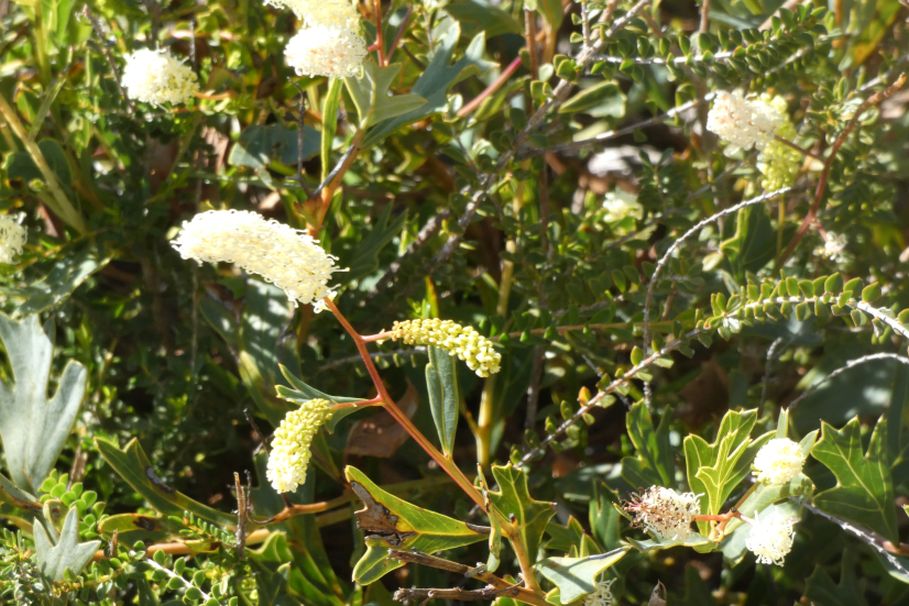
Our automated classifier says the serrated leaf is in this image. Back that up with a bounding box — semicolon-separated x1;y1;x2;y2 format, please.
488;463;555;563
0;247;108;316
535;548;629;604
425;347;460;456
811;416;897;540
33;507;100;581
345;466;486;584
0;315;87;492
683;409;771;530
95;437;235;526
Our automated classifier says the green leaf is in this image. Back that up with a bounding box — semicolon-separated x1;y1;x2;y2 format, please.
620;402;673;486
345;465;486;584
425;346;460;457
362;19;490;146
345;203;407;282
445;0;523;38
277;364;362;432
0;314;87;492
32;507;100;581
0;247;108;316
488;464;555;563
559;80;625;118
227;123;320;187
719;206;775;276
343;62;425;129
320;78;343;182
811;416;898;540
536;548;629;604
95;437;235;527
683;409;771;527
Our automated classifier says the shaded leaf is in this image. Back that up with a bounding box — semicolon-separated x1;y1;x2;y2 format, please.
811;416;897;540
488;464;555;563
425;347;460;456
95;437;235;526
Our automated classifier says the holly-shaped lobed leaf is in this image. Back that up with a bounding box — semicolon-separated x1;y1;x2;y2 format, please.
811;416;897;540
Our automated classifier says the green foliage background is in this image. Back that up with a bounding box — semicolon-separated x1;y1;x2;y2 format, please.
1;0;909;604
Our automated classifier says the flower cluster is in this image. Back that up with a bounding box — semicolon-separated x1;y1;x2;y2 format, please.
265;0;366;78
753;438;806;485
387;318;502;377
624;486;700;541
815;232;847;262
0;215;26;264
745;507;799;566
706;90;784;154
708;91;802;190
121;48;199;106
265;0;358;25
284;26;367;78
584;578;616;606
170;209;340;308
266;399;333;493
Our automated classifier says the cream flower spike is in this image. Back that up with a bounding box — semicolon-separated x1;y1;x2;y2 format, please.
753;437;806;485
170;209;341;309
266;399;333;493
121;48;199;106
284;25;367;79
745;507;798;566
706;90;784;155
625;486;700;541
264;0;359;26
386;318;502;377
0;215;26;264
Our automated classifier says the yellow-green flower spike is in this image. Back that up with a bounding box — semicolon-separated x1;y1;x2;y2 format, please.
266;399;332;494
388;318;502;378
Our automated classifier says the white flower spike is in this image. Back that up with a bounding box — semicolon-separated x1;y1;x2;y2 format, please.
584;578;616;606
706;90;784;154
745;507;798;566
625;486;700;541
263;0;359;26
284;25;367;79
753;438;806;485
121;48;199;106
170;209;341;308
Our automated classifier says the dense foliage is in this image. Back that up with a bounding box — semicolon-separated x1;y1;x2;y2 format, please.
2;0;909;604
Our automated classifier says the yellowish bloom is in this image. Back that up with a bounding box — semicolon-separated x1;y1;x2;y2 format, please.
170;210;340;309
753;438;805;485
121;48;199;106
266;399;333;493
0;215;26;264
387;318;502;377
706;90;784;155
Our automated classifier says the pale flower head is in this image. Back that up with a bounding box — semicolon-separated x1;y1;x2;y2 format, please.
814;232;847;262
263;0;359;26
0;215;26;264
121;48;199;106
170;209;341;308
584;578;616;606
753;437;806;485
387;318;502;377
745;507;798;566
284;25;367;78
706;90;785;155
625;486;700;541
266;399;333;493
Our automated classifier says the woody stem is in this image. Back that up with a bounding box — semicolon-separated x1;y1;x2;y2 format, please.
325;298;485;509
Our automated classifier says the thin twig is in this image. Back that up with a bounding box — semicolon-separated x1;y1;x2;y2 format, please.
789;352;909;410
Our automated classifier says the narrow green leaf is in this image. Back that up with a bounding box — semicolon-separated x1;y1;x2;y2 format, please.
425;347;460;457
95;437;235;526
